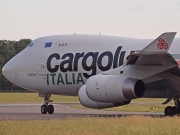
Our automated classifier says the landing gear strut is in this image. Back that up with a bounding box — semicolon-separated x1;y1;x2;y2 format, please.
164;97;180;116
41;93;54;114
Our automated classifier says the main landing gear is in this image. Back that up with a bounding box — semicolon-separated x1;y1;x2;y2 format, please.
164;97;180;116
41;93;54;114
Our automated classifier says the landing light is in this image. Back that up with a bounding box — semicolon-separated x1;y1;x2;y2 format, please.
150;107;155;112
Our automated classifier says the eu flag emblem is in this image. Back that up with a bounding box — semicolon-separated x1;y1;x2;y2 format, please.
45;42;52;48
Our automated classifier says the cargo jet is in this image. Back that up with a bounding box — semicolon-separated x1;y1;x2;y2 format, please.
2;32;180;116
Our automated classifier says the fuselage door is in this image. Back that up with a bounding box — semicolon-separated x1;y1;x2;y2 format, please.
38;58;47;85
38;58;46;75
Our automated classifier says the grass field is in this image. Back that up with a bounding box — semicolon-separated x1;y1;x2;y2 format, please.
70;104;169;113
0;116;180;135
70;96;174;113
0;93;79;103
0;93;173;103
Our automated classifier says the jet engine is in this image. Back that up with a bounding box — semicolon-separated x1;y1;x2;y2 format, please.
78;85;131;109
85;75;145;103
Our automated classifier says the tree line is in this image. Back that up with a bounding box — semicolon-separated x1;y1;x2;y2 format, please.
0;39;32;92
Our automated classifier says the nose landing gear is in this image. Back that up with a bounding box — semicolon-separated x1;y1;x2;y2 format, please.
41;93;54;114
164;97;180;116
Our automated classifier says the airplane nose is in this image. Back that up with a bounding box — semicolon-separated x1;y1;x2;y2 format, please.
2;59;16;84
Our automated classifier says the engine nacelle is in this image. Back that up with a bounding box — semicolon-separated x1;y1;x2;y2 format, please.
78;85;130;109
86;75;145;103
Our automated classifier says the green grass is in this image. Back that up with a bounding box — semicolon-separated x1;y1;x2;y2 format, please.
131;98;173;103
0;93;79;103
70;98;174;113
70;103;173;113
0;93;173;104
0;116;180;135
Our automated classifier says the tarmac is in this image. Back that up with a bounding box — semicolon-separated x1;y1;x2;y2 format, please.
0;103;164;120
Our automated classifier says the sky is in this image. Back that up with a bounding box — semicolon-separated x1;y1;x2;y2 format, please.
0;0;180;40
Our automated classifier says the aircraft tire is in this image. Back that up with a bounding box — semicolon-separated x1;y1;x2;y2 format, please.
164;106;175;116
48;105;54;114
41;105;48;114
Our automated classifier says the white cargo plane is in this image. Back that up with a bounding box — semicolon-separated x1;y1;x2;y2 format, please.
2;32;180;116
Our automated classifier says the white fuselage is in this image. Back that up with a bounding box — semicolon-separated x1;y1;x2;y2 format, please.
2;35;180;96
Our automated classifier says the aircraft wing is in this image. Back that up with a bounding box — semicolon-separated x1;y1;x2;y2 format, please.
126;32;177;66
105;32;178;80
121;32;180;105
124;32;178;79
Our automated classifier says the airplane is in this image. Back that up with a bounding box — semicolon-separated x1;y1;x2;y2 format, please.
2;32;180;116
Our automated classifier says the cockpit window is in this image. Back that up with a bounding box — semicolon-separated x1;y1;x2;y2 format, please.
28;42;33;47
